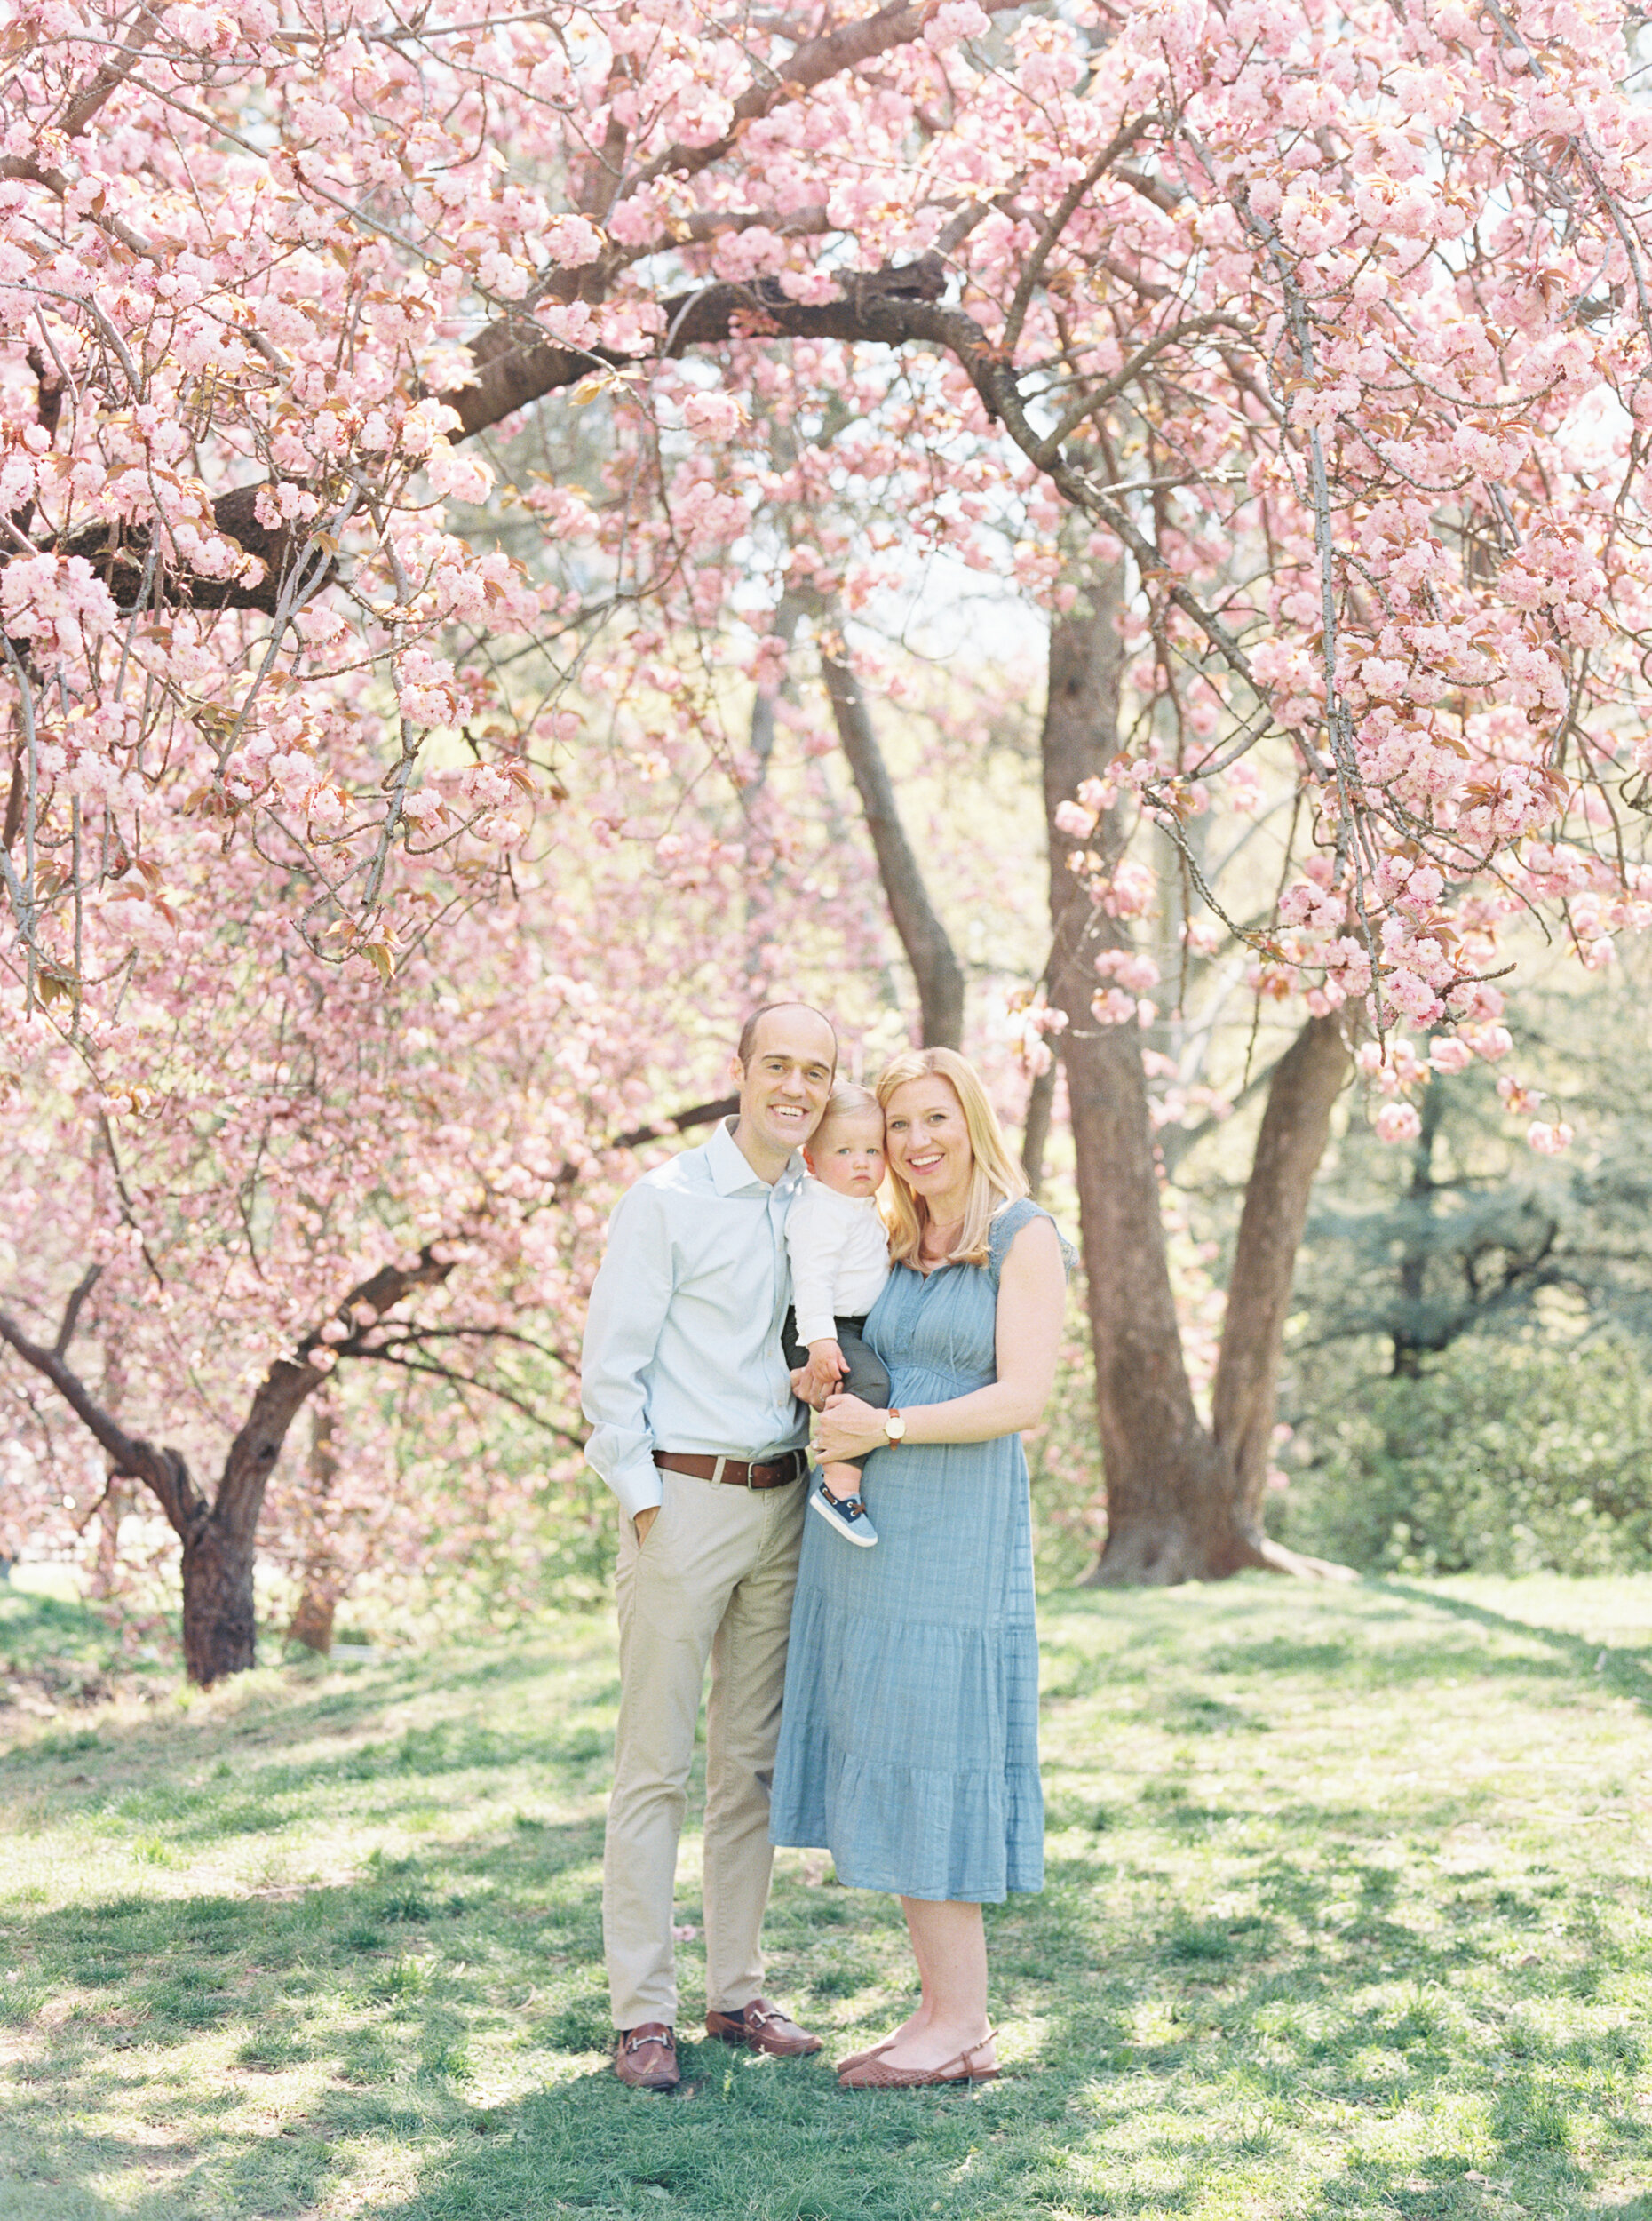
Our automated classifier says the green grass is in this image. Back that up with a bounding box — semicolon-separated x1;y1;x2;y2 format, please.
1;1573;1650;2219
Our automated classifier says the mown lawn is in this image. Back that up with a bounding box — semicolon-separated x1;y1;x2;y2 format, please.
1;1572;1649;2221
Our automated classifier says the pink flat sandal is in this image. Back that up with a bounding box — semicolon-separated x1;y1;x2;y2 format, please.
838;2030;1000;2090
834;2034;897;2074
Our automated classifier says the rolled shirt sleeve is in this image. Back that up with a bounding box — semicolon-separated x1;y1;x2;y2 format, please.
581;1183;676;1521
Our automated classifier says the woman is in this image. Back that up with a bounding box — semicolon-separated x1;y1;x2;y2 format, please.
769;1046;1070;2088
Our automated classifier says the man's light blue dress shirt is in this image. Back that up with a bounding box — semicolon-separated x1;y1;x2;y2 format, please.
581;1119;808;1520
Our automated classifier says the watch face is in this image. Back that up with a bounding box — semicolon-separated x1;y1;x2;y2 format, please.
885;1413;906;1440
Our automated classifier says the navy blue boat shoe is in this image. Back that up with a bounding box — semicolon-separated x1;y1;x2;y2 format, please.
809;1475;878;1547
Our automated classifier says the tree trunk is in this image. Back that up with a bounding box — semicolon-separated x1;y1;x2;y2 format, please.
820;644;965;1048
286;1402;341;1655
1392;1072;1444;1378
90;1479;127;1601
180;1516;258;1683
1021;1062;1056;1195
287;1585;337;1655
1207;1010;1353;1526
0;1248;455;1684
1039;584;1354;1584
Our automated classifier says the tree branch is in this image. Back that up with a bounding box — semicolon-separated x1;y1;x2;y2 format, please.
58;4;163;140
59;481;334;620
210;1246;459;1552
345;1345;584;1441
1034;314;1254;467
443;251;949;440
610;1093;737;1152
630;0;1021;193
0;1303;203;1537
817;632;964;1048
1000;122;1149;358
53;1263;101;1357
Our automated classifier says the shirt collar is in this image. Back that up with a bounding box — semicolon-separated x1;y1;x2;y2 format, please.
704;1115;800;1197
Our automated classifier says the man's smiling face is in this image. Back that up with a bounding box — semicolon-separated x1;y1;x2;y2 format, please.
731;1007;837;1175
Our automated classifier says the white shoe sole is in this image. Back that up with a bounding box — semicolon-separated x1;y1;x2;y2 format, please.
809;1488;878;1547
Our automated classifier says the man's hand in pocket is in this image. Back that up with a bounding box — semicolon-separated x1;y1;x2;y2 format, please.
634;1505;660;1545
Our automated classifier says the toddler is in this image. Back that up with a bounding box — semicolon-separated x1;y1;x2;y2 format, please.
784;1084;893;1547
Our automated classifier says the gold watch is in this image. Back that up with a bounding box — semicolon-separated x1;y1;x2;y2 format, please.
883;1407;907;1444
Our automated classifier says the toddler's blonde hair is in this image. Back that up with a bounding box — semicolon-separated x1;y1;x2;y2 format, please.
813;1081;881;1136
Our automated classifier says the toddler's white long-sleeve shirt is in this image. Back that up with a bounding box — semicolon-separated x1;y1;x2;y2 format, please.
785;1179;892;1346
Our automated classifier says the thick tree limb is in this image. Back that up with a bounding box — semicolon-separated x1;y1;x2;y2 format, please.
630;0;1023;193
53;1263;101;1357
1208;1013;1353;1519
610;1093;738;1151
58;4;163;140
445;252;949;441
0;1246;457;1562
60;481;334;620
0;1304;203;1537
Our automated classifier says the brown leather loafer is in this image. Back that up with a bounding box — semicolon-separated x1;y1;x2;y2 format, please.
704;1997;822;2058
615;2022;679;2090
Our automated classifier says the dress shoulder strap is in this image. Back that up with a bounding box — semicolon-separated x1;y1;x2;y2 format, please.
987;1198;1076;1287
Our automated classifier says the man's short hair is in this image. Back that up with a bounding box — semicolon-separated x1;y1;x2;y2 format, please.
735;1001;838;1071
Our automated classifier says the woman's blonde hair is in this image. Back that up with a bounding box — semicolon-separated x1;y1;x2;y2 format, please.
875;1047;1028;1270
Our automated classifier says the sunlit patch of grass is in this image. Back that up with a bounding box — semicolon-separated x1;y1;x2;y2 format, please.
0;1579;1649;2218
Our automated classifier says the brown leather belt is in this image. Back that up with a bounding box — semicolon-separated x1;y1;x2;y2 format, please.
653;1448;808;1491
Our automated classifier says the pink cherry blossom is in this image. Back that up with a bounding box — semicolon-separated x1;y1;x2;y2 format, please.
4;0;1652;1654
1527;1120;1575;1155
1375;1103;1423;1144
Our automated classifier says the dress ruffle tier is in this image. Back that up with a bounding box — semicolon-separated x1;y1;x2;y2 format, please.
770;1198;1064;1903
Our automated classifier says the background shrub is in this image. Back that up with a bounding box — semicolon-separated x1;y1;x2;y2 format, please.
1275;1337;1652;1575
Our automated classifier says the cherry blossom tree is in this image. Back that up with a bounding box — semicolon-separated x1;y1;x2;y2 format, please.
8;0;1652;1644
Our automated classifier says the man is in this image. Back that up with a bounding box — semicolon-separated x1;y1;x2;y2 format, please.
582;1001;838;2091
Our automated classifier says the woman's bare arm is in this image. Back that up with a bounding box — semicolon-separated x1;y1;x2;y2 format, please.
813;1216;1066;1463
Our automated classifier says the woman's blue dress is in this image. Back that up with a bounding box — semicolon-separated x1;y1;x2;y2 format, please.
769;1198;1062;1902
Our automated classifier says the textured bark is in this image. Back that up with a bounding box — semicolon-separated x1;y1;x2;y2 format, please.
1040;590;1227;1581
59;480;337;618
286;1404;341;1656
287;1586;337;1655
180;1523;258;1683
0;1247;454;1683
1;1090;743;1681
1208;1011;1353;1521
821;646;965;1048
450;254;950;442
1021;1062;1056;1196
1038;586;1354;1585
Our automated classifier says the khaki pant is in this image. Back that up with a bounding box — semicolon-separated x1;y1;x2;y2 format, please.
603;1466;806;2029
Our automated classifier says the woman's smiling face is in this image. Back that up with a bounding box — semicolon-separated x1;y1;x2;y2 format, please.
883;1075;973;1213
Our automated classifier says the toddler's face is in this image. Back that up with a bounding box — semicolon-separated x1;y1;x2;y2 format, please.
806;1110;886;1198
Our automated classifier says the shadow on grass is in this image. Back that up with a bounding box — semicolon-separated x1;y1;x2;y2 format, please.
1044;1578;1652;1734
4;1585;1651;2219
1375;1580;1652;1713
